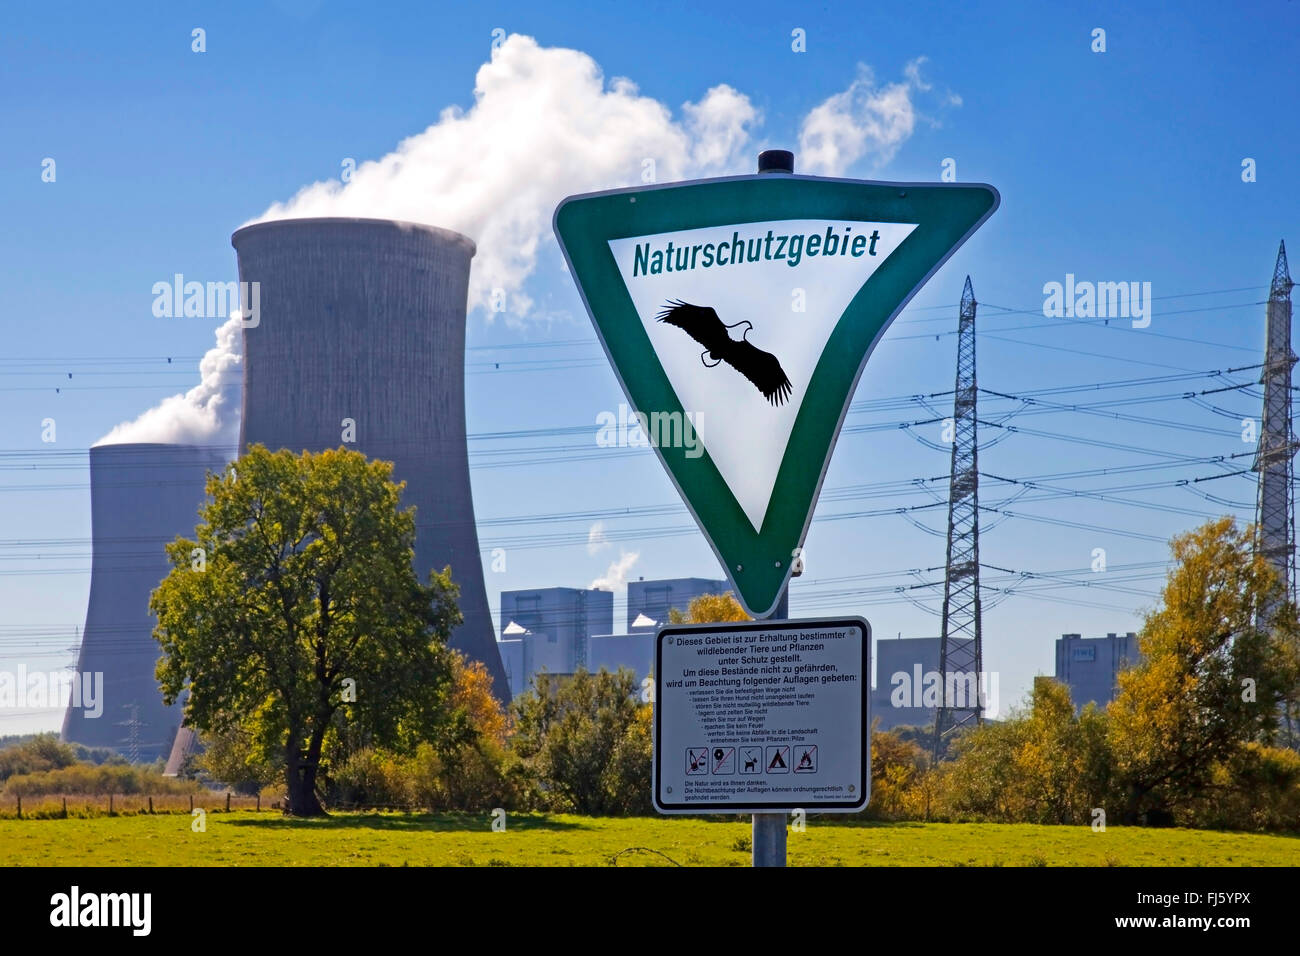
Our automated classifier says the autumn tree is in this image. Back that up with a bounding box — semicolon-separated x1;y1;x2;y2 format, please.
1108;517;1300;823
668;592;750;624
866;726;927;820
151;445;460;817
427;651;519;810
1008;679;1113;824
450;652;510;748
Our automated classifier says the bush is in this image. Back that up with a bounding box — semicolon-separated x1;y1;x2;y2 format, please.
602;703;653;815
936;679;1114;825
864;728;927;820
511;668;649;815
0;734;78;782
409;739;525;812
3;763;200;797
325;748;412;808
1190;744;1300;831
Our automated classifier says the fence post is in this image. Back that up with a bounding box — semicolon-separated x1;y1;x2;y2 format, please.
256;794;261;812
62;796;68;819
108;794;113;815
226;792;231;812
148;796;153;814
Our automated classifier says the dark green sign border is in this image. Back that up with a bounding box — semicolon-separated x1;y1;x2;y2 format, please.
554;173;999;616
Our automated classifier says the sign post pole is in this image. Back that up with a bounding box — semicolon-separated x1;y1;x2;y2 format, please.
753;583;789;867
752;812;787;867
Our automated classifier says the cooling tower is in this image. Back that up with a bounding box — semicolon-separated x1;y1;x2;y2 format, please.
63;443;230;761
231;217;509;700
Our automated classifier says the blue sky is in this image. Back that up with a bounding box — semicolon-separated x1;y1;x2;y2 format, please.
2;0;1297;735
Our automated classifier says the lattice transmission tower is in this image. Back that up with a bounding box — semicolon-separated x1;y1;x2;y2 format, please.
1255;241;1296;611
934;277;984;760
117;703;143;764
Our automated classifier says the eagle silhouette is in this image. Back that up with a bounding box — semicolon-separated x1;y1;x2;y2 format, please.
655;300;793;406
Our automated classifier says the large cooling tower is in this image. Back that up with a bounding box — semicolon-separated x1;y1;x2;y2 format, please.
231;217;509;700
63;443;229;761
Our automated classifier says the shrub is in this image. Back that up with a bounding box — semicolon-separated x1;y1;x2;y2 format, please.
3;763;199;797
511;668;648;815
325;748;412;808
0;734;78;782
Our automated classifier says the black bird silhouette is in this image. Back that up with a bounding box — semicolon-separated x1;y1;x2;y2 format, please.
655;300;793;406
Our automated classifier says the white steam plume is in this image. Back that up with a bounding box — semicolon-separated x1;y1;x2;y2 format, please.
95;314;243;447
591;550;639;592
799;57;956;177
587;520;610;555
251;34;761;318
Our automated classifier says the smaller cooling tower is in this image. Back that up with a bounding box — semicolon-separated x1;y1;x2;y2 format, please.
63;443;230;762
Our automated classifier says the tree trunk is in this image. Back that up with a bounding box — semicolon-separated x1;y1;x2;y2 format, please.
284;743;326;817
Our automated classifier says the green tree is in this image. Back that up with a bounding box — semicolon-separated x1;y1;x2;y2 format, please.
1108;517;1300;823
196;723;280;793
151;445;460;816
510;668;647;814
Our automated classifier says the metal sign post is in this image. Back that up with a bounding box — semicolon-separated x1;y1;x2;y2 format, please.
557;150;995;869
753;586;788;867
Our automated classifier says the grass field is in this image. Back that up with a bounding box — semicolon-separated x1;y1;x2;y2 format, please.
0;811;1295;866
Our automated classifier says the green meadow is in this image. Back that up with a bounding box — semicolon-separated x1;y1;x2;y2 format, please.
1;812;1295;866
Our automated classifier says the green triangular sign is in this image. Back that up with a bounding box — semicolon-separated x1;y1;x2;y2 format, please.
554;172;999;617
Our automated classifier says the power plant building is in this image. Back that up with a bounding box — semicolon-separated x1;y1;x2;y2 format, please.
496;586;613;697
495;578;737;698
869;636;989;730
231;217;509;699
626;577;729;632
1054;632;1138;710
63;443;231;762
587;632;655;687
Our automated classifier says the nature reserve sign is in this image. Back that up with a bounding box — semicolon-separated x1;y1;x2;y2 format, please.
554;172;998;616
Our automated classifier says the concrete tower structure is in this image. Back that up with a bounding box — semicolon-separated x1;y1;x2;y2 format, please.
230;217;509;699
63;443;229;761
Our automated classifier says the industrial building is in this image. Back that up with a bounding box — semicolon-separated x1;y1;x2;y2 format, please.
587;632;655;688
496;587;613;697
1054;632;1138;710
63;443;231;762
495;577;732;698
869;636;988;731
872;637;940;731
626;577;729;632
230;216;509;699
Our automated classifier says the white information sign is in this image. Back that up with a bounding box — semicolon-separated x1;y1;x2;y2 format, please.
653;617;870;814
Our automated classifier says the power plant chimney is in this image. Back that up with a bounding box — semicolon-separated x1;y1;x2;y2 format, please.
63;443;230;761
230;217;509;700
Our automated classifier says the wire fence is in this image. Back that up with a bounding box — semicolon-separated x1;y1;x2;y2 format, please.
0;793;463;819
0;791;265;819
